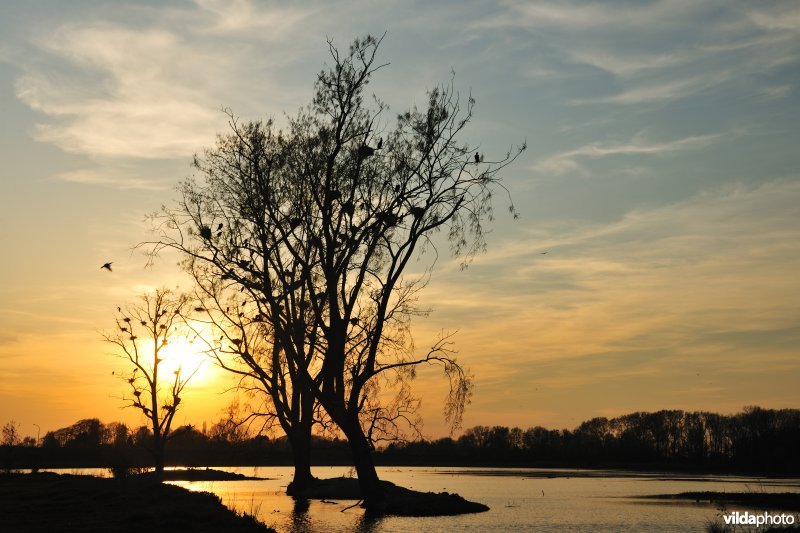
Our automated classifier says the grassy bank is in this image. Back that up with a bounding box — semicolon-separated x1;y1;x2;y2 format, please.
0;472;274;533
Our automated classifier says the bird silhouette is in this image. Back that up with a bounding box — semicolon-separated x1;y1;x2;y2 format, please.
377;137;383;150
101;262;113;271
474;152;480;163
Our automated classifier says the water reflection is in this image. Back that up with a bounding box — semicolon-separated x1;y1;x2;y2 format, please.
53;467;800;532
353;513;384;532
289;498;312;532
286;496;384;533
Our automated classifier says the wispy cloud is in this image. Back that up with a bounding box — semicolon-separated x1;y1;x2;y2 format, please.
191;0;315;36
572;71;733;105
747;4;800;31
51;168;169;190
532;132;726;175
12;2;317;162
474;0;704;32
567;49;688;77
471;0;800;110
15;24;228;159
413;178;800;424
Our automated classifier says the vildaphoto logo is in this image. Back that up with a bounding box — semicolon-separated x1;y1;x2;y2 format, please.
722;511;796;528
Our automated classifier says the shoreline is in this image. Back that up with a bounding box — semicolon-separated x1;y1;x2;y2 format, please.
0;472;274;532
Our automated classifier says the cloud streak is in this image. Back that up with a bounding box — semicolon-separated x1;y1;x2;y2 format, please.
532;132;726;175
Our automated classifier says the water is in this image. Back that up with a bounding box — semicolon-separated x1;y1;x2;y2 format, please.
156;467;799;532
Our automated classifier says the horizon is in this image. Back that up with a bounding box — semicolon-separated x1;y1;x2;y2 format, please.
1;0;799;440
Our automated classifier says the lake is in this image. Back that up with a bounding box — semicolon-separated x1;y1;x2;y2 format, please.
156;467;800;532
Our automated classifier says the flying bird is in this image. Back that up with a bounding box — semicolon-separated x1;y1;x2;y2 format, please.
101;262;113;271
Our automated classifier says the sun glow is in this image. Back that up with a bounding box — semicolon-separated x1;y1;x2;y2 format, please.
157;334;214;386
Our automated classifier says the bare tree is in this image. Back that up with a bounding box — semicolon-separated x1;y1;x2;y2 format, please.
1;421;20;446
104;288;193;475
146;34;523;511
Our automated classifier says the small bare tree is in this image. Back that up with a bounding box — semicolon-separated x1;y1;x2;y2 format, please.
1;421;20;446
104;288;193;475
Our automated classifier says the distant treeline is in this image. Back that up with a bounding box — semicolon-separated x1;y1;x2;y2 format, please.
382;407;800;473
2;407;798;473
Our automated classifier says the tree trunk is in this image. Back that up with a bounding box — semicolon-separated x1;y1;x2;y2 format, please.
285;425;315;495
341;417;386;514
153;440;165;478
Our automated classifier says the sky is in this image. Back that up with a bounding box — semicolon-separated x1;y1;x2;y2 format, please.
1;0;799;440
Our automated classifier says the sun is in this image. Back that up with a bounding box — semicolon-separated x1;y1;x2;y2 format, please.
157;335;213;385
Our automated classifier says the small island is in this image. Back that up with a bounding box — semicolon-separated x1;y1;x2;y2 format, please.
296;477;489;516
642;491;800;511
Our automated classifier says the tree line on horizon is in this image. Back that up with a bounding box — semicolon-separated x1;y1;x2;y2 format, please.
3;406;797;473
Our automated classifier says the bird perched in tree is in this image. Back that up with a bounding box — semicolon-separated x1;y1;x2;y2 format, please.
377;137;383;150
101;262;113;271
474;152;480;164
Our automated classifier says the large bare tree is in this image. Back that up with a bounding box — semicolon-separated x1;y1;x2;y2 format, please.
147;34;523;511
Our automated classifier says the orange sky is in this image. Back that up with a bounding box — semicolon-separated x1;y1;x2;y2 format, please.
1;0;799;440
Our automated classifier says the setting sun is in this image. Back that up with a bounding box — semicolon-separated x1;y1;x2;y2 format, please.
158;334;212;386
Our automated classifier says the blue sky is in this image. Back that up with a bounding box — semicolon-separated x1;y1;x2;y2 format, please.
1;0;798;436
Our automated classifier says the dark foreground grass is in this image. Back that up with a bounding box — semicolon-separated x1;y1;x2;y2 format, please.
0;472;274;533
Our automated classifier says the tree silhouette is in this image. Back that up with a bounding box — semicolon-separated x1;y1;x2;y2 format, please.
146;34;523;511
103;288;194;475
1;421;20;446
